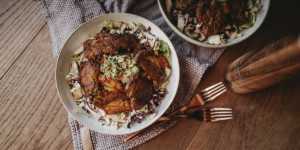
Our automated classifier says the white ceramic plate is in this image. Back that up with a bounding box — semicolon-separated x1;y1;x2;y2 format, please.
157;0;270;48
55;13;180;135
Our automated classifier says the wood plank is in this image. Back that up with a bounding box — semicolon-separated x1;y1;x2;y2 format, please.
186;41;300;150
135;0;300;149
133;119;203;150
0;0;298;149
67;141;74;150
0;0;46;79
0;0;19;16
186;0;300;149
187;73;300;150
0;25;72;149
29;25;55;63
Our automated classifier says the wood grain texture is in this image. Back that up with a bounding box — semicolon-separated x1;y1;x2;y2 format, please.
0;0;46;78
0;49;70;149
0;23;72;149
28;23;56;63
187;57;300;150
0;0;19;15
134;0;300;149
0;0;299;150
225;35;300;94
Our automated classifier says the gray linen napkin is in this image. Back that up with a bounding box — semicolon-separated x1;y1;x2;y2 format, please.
39;0;224;149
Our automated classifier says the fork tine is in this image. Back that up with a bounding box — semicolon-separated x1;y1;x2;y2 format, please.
209;117;233;122
209;108;232;111
200;82;223;93
202;86;226;98
205;88;227;102
204;111;232;114
198;82;227;104
204;107;233;122
206;114;233;118
157;107;233;123
201;83;225;96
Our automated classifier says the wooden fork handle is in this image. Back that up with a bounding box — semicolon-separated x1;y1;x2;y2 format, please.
188;94;205;107
80;127;93;150
157;115;189;121
125;106;188;143
125;94;205;143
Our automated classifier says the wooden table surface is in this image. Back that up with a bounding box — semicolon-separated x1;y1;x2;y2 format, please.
0;0;299;149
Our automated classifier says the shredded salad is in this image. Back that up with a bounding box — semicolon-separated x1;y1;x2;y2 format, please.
167;0;263;45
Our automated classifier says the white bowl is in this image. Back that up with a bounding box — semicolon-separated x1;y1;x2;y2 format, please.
157;0;270;48
55;13;180;135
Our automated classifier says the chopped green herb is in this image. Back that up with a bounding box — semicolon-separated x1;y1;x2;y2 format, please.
158;40;170;57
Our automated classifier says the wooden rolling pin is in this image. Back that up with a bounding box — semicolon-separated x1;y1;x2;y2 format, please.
225;35;300;94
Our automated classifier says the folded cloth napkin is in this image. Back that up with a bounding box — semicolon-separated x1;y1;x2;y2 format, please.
39;0;224;149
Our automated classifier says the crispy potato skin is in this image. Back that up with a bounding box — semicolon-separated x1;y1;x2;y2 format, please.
93;76;154;113
135;50;170;89
101;99;131;114
103;80;123;92
125;76;154;109
93;90;131;114
79;62;99;96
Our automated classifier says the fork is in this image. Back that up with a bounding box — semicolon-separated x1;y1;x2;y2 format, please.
125;107;233;143
198;82;227;104
124;82;227;143
157;107;233;122
166;82;227;116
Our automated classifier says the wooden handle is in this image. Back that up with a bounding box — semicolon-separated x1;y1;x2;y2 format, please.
125;93;207;142
80;127;93;150
188;94;205;107
225;35;300;94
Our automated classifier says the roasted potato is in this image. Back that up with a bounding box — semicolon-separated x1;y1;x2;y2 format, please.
79;61;99;96
135;50;170;89
125;76;154;109
101;99;131;114
103;79;122;92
